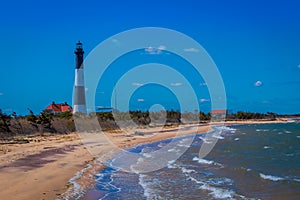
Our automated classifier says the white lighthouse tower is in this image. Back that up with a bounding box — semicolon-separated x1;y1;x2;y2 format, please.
73;41;87;114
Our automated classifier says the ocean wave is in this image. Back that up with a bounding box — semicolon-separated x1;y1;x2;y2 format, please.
199;136;213;144
193;157;214;165
94;168;121;198
138;174;164;200
167;160;177;169
181;167;196;174
294;178;300;183
234;138;240;141
212;134;225;140
259;173;284;181
256;129;269;132
180;138;192;143
192;157;224;167
297;136;300;138
60;163;93;200
285;153;294;157
215;126;237;132
284;130;292;133
194;157;225;168
167;148;180;153
187;176;244;199
143;153;152;158
263;146;272;149
206;177;233;186
177;143;190;147
200;183;236;199
157;142;167;148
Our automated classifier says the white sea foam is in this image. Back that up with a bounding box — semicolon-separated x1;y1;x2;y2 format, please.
167;164;177;169
192;157;214;165
200;183;235;199
181;167;196;174
259;173;284;181
234;138;240;141
177;143;190;147
284;130;292;133
199;136;212;144
256;129;269;132
212;134;225;140
193;157;224;168
263;146;272;149
168;159;176;164
207;177;233;186
60;163;93;200
138;174;163;200
187;176;238;199
294;178;300;183
157;142;166;148
167;160;177;169
143;153;152;158
167;148;179;152
297;136;300;138
180;138;191;143
215;126;237;132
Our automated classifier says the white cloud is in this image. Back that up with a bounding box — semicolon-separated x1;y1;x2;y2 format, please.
200;82;207;87
111;39;121;47
132;82;144;86
199;98;210;103
158;45;166;50
254;80;263;87
184;48;199;53
112;39;119;43
144;45;166;54
170;82;183;87
137;98;145;102
145;46;156;54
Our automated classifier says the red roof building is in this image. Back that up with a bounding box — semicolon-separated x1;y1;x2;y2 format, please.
45;102;73;114
211;110;227;114
210;110;227;122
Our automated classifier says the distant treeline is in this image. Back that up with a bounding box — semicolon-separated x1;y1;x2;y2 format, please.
0;109;299;138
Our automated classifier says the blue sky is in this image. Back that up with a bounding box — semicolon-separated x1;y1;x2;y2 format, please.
0;0;300;115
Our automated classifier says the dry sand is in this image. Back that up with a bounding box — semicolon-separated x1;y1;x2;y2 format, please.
0;119;291;200
0;134;92;200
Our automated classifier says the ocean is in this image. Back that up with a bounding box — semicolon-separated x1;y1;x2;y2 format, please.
84;121;300;200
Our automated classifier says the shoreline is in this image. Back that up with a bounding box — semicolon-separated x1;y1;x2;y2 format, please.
62;118;294;199
0;118;294;199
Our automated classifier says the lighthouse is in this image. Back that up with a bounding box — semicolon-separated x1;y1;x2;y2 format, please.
73;41;87;114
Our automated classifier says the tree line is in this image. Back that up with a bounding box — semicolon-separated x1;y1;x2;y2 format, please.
0;108;295;139
0;109;74;138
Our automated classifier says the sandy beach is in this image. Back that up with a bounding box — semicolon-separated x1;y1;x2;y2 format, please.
0;119;291;200
0;134;93;200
